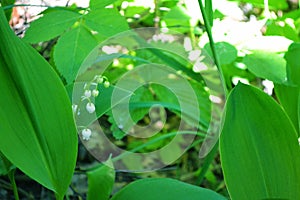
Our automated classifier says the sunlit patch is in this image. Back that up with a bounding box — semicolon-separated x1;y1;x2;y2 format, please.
102;45;119;54
193;61;208;72
209;95;222;104
232;76;249;85
188;50;201;61
184;37;192;52
262;79;274;95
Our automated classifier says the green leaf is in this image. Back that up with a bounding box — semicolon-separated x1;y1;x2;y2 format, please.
87;160;115;200
84;8;129;38
123;6;150;18
285;42;300;86
220;83;300;200
205;0;213;26
0;157;8;176
228;0;288;10
54;25;98;84
274;84;299;134
89;0;118;10
265;20;299;42
1;0;15;20
0;152;14;176
162;5;192;33
23;9;81;43
108;85;154;139
152;81;211;129
204;42;238;66
0;8;77;198
110;178;227;200
274;43;300;134
243;51;286;83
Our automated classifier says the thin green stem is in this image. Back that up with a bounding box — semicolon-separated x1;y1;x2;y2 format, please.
197;0;228;97
195;140;219;185
154;0;160;28
0;152;20;199
196;0;228;185
0;179;33;198
8;170;20;200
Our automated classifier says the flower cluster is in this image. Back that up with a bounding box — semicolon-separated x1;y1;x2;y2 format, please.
72;75;110;115
72;75;111;141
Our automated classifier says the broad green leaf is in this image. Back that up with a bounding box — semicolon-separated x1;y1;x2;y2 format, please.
274;43;300;134
84;8;129;38
87;160;115;200
285;42;300;86
220;83;300;200
265;20;299;42
274;84;299;134
110;178;227;200
204;42;238;66
23;9;81;43
281;9;300;21
243;51;286;83
89;0;118;10
0;8;77;198
132;35;204;83
298;92;300;133
54;25;98;84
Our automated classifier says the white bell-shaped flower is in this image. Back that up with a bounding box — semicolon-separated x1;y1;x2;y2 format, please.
86;102;95;113
96;76;104;84
92;89;99;97
104;81;110;88
84;90;92;98
82;128;92;140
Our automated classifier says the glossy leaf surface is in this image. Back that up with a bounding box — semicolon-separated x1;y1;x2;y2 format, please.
243;51;286;83
111;178;227;200
23;10;81;43
220;83;300;200
0;8;77;198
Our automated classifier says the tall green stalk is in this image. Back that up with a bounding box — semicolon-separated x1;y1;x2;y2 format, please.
0;152;19;200
196;0;228;185
197;0;228;96
8;170;20;200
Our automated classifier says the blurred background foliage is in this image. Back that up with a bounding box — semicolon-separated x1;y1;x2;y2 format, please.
1;0;300;199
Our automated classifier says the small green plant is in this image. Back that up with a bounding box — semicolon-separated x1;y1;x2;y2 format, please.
1;0;300;199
